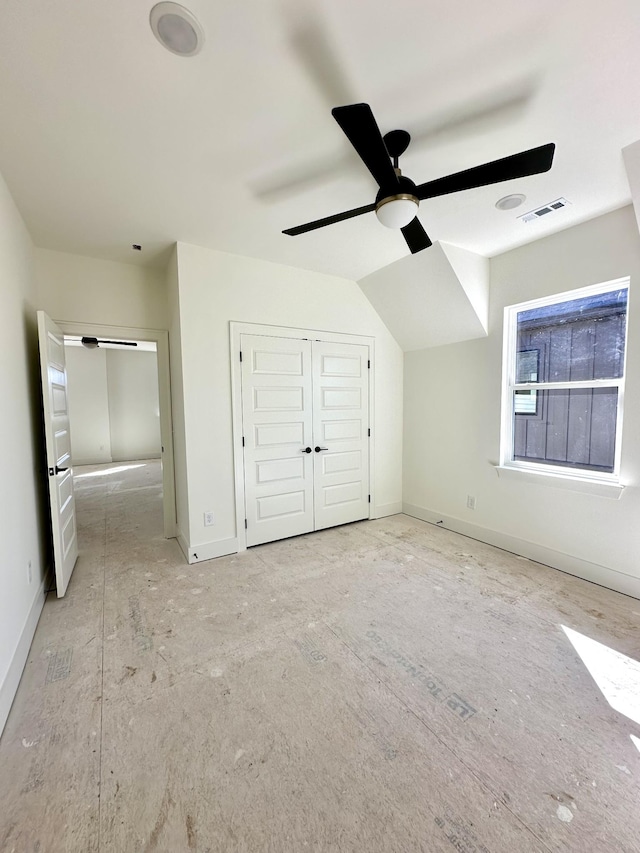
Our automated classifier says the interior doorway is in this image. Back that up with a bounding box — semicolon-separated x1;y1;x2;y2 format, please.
58;321;176;539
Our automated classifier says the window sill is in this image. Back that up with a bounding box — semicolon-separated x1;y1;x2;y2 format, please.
494;464;625;499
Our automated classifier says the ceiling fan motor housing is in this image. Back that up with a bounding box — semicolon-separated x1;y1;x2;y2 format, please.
375;175;420;229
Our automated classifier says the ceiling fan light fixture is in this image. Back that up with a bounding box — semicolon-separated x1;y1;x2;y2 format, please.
495;193;526;211
150;2;204;57
375;194;419;229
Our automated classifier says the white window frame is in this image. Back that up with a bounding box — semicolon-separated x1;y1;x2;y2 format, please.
500;277;629;486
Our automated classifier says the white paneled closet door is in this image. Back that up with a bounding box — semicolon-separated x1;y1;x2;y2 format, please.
240;333;370;547
241;335;314;547
312;341;370;530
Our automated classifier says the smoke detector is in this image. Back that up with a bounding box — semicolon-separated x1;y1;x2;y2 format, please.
150;3;204;57
495;193;526;211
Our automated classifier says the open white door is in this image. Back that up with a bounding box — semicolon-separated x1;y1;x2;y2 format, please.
37;310;78;597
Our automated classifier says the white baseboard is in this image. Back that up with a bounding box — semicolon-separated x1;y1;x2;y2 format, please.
187;537;239;564
402;502;640;601
0;573;49;737
372;501;403;519
111;453;162;462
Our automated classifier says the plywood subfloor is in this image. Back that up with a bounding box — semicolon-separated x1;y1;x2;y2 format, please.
1;461;639;852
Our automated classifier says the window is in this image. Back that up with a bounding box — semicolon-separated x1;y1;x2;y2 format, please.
501;278;629;481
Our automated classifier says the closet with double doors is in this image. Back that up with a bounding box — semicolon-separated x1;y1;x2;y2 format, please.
236;330;371;547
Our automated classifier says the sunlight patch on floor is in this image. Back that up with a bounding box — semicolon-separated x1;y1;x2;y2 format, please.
74;463;146;479
562;625;640;729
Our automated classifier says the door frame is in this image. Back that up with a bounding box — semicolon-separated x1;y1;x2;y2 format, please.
55;320;177;539
230;321;375;551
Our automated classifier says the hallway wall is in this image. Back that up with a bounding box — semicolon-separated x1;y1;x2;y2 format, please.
64;346;112;464
65;345;161;465
34;248;168;330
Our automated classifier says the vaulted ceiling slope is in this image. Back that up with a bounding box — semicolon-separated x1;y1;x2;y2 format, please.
359;243;489;351
0;0;640;281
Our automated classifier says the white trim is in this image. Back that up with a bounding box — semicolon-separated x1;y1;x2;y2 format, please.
0;573;49;736
187;537;238;564
504;276;631;315
494;464;624;498
55;321;177;539
230;321;375;551
402;503;640;600
513;379;621;391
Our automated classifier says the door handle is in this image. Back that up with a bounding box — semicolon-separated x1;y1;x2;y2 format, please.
301;447;312;453
48;465;69;476
315;446;328;452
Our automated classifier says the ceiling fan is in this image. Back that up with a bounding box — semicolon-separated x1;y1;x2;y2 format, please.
283;103;555;254
81;337;137;349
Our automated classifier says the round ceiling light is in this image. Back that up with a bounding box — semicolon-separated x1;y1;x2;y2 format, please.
150;2;204;57
495;193;526;211
375;194;420;229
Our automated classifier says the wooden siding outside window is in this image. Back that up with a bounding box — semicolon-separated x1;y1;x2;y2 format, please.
509;287;627;475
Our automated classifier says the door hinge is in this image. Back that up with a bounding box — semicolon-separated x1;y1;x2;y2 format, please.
368;428;371;437
239;350;243;362
244;519;248;529
368;495;371;503
242;436;245;447
367;359;370;368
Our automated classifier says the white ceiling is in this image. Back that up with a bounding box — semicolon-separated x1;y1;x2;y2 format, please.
1;0;640;281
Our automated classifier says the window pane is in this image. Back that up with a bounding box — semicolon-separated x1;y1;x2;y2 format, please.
512;387;618;473
516;289;627;383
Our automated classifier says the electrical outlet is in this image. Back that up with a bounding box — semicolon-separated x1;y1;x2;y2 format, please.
204;511;215;526
466;495;476;510
27;560;32;583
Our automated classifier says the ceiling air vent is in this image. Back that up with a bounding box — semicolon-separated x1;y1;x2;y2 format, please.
519;198;570;223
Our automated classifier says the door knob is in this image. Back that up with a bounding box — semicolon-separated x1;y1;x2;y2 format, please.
315;446;328;452
301;447;312;453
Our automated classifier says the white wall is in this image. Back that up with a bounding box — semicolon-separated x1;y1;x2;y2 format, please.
403;205;640;597
106;349;161;461
65;346;112;464
65;346;161;464
172;242;403;558
0;172;48;735
35;248;167;330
